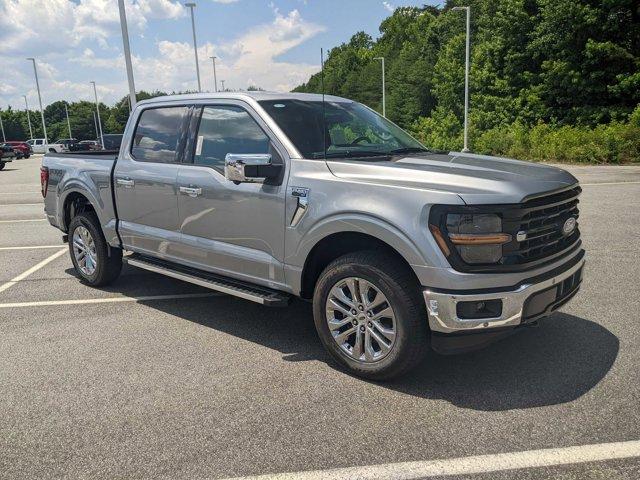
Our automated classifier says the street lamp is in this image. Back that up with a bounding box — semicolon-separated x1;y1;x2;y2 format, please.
184;3;202;92
26;58;48;148
22;95;33;139
90;81;104;147
64;103;72;138
92;111;99;140
373;57;386;118
209;56;218;92
221;80;225;91
0;109;5;142
452;6;470;153
118;0;137;109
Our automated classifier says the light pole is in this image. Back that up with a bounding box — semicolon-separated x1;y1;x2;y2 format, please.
452;6;470;152
209;56;218;92
23;95;33;139
221;80;225;91
118;0;137;109
373;56;386;117
92;111;99;140
184;3;201;92
64;103;72;138
0;110;5;142
27;58;48;147
90;81;104;147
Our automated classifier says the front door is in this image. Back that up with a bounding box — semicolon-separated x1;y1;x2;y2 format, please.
175;103;288;289
114;105;189;259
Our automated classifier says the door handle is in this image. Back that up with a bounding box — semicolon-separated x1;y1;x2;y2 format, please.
179;186;202;197
116;178;135;188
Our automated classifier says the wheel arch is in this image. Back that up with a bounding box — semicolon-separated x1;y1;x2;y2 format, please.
298;230;422;300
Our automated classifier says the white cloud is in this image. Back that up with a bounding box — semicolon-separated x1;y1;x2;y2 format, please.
0;4;324;108
0;0;184;54
382;1;394;13
212;0;239;3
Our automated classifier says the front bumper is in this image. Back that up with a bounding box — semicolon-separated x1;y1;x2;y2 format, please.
424;252;585;336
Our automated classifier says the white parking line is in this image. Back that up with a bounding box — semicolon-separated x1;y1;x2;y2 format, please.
582;181;640;186
0;248;67;294
223;440;640;480
0;292;221;308
0;203;42;207
0;218;46;223
0;192;41;195
0;245;63;251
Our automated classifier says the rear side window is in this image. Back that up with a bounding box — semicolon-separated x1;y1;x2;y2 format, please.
131;106;188;163
193;106;270;170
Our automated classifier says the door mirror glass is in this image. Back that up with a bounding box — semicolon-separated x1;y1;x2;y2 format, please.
225;153;281;183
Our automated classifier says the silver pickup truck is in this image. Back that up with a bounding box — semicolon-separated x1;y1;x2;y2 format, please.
42;92;585;379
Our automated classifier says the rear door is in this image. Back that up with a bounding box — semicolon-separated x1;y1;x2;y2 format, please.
174;102;289;288
114;104;190;259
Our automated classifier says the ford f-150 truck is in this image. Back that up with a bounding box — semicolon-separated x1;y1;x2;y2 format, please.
42;92;585;379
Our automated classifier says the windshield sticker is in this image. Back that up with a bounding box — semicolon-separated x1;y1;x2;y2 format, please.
195;135;204;156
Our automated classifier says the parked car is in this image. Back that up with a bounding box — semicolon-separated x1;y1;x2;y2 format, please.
42;92;585;379
78;140;101;151
1;143;17;169
5;141;32;159
54;138;92;152
101;134;124;151
27;138;47;154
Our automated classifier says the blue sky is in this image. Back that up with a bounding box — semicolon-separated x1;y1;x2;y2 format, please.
0;0;439;109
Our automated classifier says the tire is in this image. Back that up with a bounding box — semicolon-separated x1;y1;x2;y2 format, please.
68;211;122;287
0;162;5;171
25;154;30;159
313;251;428;380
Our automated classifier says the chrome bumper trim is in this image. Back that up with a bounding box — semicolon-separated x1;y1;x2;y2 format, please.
424;258;585;334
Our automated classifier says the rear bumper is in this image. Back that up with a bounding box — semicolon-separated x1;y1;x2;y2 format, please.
424;251;585;337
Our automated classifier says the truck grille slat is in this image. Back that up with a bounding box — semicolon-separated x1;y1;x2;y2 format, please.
503;186;582;265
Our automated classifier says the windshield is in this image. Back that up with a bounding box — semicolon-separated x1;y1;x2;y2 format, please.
259;99;427;160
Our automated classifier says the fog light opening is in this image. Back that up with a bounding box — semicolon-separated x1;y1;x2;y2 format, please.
456;299;503;320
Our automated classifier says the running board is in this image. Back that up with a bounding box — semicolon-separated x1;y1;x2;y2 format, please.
125;254;291;307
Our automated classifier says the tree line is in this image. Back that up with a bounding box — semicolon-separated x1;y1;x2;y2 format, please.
0;91;167;142
294;0;640;163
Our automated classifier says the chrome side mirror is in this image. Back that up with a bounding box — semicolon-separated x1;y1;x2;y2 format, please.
224;153;280;183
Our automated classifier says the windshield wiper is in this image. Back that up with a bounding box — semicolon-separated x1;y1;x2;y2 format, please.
310;150;391;160
388;147;433;155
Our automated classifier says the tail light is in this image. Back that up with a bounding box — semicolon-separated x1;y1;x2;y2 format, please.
40;166;49;198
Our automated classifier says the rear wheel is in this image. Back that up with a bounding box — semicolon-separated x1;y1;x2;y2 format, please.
313;251;428;380
0;162;5;170
68;211;122;286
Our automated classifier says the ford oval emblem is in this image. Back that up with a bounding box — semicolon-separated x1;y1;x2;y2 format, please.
562;217;577;236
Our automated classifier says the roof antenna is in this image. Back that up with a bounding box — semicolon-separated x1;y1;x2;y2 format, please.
320;48;327;161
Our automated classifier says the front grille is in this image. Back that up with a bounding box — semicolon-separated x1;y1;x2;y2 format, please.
501;186;582;266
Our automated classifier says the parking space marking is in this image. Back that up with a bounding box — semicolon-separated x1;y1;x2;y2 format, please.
0;219;46;223
0;248;67;294
582;181;640;186
0;292;221;309
0;245;63;251
225;440;640;480
0;203;42;207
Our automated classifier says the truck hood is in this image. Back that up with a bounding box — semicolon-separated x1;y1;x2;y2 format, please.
326;151;579;204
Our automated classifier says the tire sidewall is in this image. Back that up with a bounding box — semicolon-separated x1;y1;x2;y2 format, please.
313;261;418;377
68;214;106;285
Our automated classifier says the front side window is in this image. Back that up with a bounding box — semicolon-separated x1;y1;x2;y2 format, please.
131;106;188;163
259;99;427;160
193;105;270;170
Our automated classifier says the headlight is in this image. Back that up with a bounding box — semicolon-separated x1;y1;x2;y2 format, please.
430;212;512;264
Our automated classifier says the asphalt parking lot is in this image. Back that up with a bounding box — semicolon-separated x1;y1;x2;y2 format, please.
1;155;639;479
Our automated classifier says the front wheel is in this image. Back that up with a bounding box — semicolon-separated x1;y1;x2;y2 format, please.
313;251;428;380
0;162;5;170
68;211;122;286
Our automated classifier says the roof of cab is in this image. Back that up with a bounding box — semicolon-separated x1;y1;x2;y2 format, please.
136;91;352;106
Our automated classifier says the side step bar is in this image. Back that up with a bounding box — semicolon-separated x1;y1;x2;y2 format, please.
125;253;292;307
